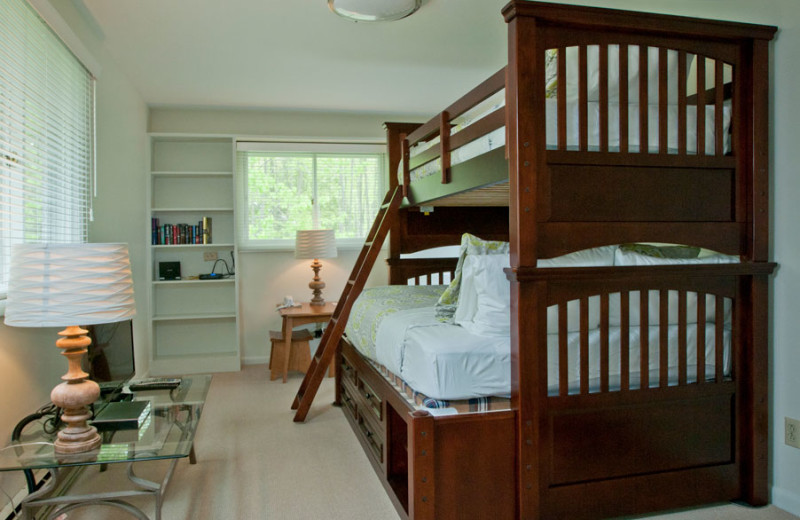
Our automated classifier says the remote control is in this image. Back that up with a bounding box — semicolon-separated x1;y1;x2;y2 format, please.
127;377;182;391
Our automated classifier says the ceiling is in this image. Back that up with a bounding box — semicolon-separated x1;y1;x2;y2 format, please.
75;0;510;117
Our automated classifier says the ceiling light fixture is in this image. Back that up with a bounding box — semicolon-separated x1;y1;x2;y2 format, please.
328;0;421;22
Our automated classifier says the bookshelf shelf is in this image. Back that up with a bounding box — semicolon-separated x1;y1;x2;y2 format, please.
147;134;241;375
152;243;235;250
152;278;235;285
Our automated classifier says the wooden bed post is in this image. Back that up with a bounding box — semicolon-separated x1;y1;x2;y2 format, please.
408;410;436;520
505;4;547;518
740;35;772;505
385;122;422;283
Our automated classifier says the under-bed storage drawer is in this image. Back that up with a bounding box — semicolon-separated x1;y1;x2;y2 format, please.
339;351;386;467
340;378;358;420
357;408;384;463
340;353;358;386
358;378;383;423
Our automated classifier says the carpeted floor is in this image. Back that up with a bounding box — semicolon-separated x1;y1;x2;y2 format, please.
51;365;797;519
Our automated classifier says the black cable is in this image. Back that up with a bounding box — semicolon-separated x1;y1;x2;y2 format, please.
11;404;60;494
210;258;235;276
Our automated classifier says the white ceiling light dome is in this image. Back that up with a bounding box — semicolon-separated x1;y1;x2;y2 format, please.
328;0;422;22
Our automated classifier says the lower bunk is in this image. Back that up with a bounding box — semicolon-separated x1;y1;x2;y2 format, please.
333;249;772;520
337;336;751;520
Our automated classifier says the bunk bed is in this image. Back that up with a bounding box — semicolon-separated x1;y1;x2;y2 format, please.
333;2;777;519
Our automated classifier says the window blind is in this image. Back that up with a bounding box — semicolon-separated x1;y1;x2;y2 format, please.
236;142;385;250
0;0;95;297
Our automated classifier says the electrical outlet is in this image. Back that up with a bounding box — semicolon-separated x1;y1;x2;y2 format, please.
786;417;800;449
203;251;218;262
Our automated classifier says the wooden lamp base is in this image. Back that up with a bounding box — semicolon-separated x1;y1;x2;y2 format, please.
50;326;101;454
308;258;327;306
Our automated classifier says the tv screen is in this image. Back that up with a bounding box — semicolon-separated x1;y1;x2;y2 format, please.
85;319;136;385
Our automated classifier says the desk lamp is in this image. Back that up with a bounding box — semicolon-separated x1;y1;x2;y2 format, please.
295;229;337;306
4;243;136;454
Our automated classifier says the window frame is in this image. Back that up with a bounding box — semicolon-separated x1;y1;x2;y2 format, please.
235;140;387;252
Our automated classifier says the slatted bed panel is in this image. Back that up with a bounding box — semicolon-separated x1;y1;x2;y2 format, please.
550;282;733;398
386;258;457;286
398;45;737;211
548;45;732;157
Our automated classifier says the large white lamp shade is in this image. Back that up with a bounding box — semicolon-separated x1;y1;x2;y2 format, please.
4;243;136;454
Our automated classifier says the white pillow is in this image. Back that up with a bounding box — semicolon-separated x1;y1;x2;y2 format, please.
545;297;602;334
453;254;482;325
606;290;732;328
457;254;511;337
614;248;739;266
538;245;617;268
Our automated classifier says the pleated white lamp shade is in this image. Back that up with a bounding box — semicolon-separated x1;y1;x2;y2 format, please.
295;230;337;260
328;0;421;22
4;243;136;328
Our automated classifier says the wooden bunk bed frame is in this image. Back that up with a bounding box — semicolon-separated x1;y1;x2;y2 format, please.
334;2;777;519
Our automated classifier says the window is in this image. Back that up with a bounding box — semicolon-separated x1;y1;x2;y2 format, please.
0;0;95;298
236;142;385;250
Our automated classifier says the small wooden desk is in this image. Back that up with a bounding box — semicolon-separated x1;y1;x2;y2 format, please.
275;302;336;383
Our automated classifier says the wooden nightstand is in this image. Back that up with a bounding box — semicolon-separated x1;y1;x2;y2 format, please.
273;302;336;383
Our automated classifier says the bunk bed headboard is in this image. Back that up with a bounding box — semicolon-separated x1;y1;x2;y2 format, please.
503;1;777;263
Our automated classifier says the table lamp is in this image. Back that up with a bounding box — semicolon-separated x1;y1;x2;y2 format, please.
4;243;136;454
295;229;337;306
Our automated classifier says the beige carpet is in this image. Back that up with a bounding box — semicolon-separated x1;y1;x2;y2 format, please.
52;365;796;519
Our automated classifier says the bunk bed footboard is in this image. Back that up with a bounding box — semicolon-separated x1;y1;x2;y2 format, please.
510;264;774;519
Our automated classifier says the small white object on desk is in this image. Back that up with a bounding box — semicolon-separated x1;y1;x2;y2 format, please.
275;295;302;312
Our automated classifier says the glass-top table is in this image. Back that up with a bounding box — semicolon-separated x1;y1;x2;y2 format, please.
0;375;211;520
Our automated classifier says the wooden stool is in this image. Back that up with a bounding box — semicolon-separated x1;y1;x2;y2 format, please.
269;329;313;382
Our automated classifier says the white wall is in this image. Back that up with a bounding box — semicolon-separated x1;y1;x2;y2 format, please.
149;109;420;362
0;0;147;512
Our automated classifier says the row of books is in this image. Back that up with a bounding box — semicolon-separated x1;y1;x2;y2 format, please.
152;217;211;245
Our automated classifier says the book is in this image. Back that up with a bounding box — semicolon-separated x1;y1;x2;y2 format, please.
92;400;151;431
202;217;212;244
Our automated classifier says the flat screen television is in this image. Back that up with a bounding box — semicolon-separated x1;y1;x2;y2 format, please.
84;319;136;392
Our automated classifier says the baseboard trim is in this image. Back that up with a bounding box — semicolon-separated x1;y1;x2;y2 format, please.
242;355;268;365
772;485;800;516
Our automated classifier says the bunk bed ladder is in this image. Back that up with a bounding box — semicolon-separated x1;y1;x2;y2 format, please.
292;186;403;422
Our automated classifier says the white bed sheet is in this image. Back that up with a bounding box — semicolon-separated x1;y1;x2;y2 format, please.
373;305;730;400
404;99;732;184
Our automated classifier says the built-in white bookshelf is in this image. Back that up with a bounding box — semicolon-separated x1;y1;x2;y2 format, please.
146;134;241;375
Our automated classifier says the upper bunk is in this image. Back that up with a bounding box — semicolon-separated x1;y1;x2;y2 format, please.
387;1;776;263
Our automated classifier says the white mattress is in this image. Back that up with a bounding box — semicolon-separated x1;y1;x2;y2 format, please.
371;304;730;401
404;99;732;184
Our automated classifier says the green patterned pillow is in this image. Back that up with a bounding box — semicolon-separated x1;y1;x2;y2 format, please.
434;233;510;321
619;243;701;259
545;49;558;99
